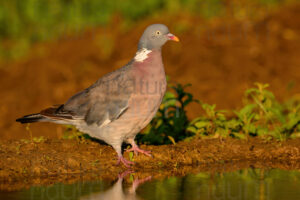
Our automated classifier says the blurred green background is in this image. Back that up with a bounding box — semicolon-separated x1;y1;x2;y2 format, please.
0;0;287;60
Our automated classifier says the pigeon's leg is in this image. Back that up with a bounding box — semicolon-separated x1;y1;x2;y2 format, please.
126;138;152;157
113;144;134;168
117;156;134;168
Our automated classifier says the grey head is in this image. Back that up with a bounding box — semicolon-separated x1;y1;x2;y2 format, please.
138;24;179;51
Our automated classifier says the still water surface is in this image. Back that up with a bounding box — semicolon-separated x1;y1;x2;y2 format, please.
1;168;300;200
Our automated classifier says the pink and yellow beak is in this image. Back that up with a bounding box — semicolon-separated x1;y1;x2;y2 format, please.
167;33;180;42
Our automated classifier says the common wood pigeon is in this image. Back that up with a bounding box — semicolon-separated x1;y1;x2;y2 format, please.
16;24;179;167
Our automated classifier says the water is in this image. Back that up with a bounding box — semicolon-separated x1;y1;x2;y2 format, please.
1;168;300;200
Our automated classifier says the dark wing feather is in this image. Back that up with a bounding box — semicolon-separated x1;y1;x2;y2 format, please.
41;105;74;120
60;65;134;125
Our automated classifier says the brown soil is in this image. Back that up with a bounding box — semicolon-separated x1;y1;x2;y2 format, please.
0;3;299;140
1;137;300;191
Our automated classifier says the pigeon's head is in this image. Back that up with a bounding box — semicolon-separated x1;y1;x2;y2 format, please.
138;24;179;51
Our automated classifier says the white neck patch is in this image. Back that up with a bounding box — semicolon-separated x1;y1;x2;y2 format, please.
134;48;152;62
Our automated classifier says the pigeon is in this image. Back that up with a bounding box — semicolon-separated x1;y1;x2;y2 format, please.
16;24;179;167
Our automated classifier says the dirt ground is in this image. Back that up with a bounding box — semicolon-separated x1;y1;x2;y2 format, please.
1;137;300;191
0;3;299;140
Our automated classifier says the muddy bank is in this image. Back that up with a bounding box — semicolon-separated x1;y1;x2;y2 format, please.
1;137;300;191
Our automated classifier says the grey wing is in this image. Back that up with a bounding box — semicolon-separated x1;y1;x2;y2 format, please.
59;66;134;126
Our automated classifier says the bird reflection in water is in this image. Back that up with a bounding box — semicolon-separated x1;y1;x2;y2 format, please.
80;170;152;200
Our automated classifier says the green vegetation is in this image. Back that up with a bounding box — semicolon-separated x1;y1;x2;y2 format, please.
136;83;198;145
137;82;300;144
0;0;286;60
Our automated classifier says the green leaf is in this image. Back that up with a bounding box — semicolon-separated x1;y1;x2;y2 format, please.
194;121;211;128
168;136;176;145
231;132;246;139
129;152;134;161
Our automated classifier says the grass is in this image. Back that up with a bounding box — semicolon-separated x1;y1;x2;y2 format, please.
0;0;286;60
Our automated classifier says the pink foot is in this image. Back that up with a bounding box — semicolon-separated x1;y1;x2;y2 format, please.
116;156;134;168
126;145;152;157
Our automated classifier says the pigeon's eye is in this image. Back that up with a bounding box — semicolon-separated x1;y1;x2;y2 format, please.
155;31;161;35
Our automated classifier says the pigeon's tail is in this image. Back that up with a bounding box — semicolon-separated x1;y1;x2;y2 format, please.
16;113;48;124
16;105;75;125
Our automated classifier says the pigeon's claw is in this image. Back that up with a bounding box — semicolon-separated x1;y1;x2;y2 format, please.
126;146;152;157
116;156;134;168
